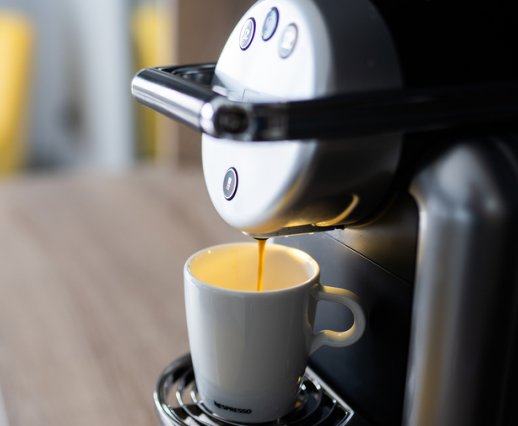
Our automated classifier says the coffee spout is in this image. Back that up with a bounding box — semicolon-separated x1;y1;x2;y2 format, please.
243;224;344;240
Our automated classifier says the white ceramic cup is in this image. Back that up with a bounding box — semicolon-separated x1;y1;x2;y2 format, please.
184;242;366;423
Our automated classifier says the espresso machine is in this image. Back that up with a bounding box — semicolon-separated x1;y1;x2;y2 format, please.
131;0;518;424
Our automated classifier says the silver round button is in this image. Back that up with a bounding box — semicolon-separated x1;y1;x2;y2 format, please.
262;7;279;41
279;23;298;58
239;18;256;50
223;167;238;200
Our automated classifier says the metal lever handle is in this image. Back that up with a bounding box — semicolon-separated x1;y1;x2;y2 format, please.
131;64;219;133
131;64;518;141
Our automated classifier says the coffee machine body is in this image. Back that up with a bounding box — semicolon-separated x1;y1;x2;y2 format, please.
279;137;518;425
201;0;404;236
131;0;518;425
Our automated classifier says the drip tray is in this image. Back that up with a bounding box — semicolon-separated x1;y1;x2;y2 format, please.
155;354;361;426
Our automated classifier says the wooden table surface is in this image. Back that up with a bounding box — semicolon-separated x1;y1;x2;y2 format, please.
0;166;246;426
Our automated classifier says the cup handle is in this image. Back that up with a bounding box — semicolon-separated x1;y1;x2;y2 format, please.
309;284;366;355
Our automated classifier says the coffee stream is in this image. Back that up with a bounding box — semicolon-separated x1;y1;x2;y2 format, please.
256;238;267;292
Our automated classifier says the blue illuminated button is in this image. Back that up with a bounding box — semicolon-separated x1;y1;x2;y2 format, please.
239;18;256;50
279;23;298;58
262;7;279;41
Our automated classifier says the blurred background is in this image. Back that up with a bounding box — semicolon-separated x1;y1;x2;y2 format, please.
0;1;252;425
0;0;254;176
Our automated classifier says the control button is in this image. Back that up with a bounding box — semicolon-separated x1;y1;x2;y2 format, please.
262;7;279;41
239;18;256;50
279;23;298;58
223;167;238;200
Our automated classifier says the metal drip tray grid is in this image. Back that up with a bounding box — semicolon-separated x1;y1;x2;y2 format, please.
155;354;358;426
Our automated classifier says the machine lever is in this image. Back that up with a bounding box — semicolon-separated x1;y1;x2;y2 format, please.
132;64;518;141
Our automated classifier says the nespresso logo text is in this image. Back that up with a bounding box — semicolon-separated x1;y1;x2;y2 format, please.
214;400;252;414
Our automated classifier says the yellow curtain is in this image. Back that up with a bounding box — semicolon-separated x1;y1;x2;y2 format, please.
132;2;174;160
0;11;33;175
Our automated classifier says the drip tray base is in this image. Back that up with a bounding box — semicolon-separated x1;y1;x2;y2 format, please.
155;354;362;426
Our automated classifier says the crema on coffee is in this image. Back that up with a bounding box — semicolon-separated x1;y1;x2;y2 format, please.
189;243;314;292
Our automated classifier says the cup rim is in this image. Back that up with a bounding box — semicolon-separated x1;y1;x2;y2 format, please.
184;241;320;296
